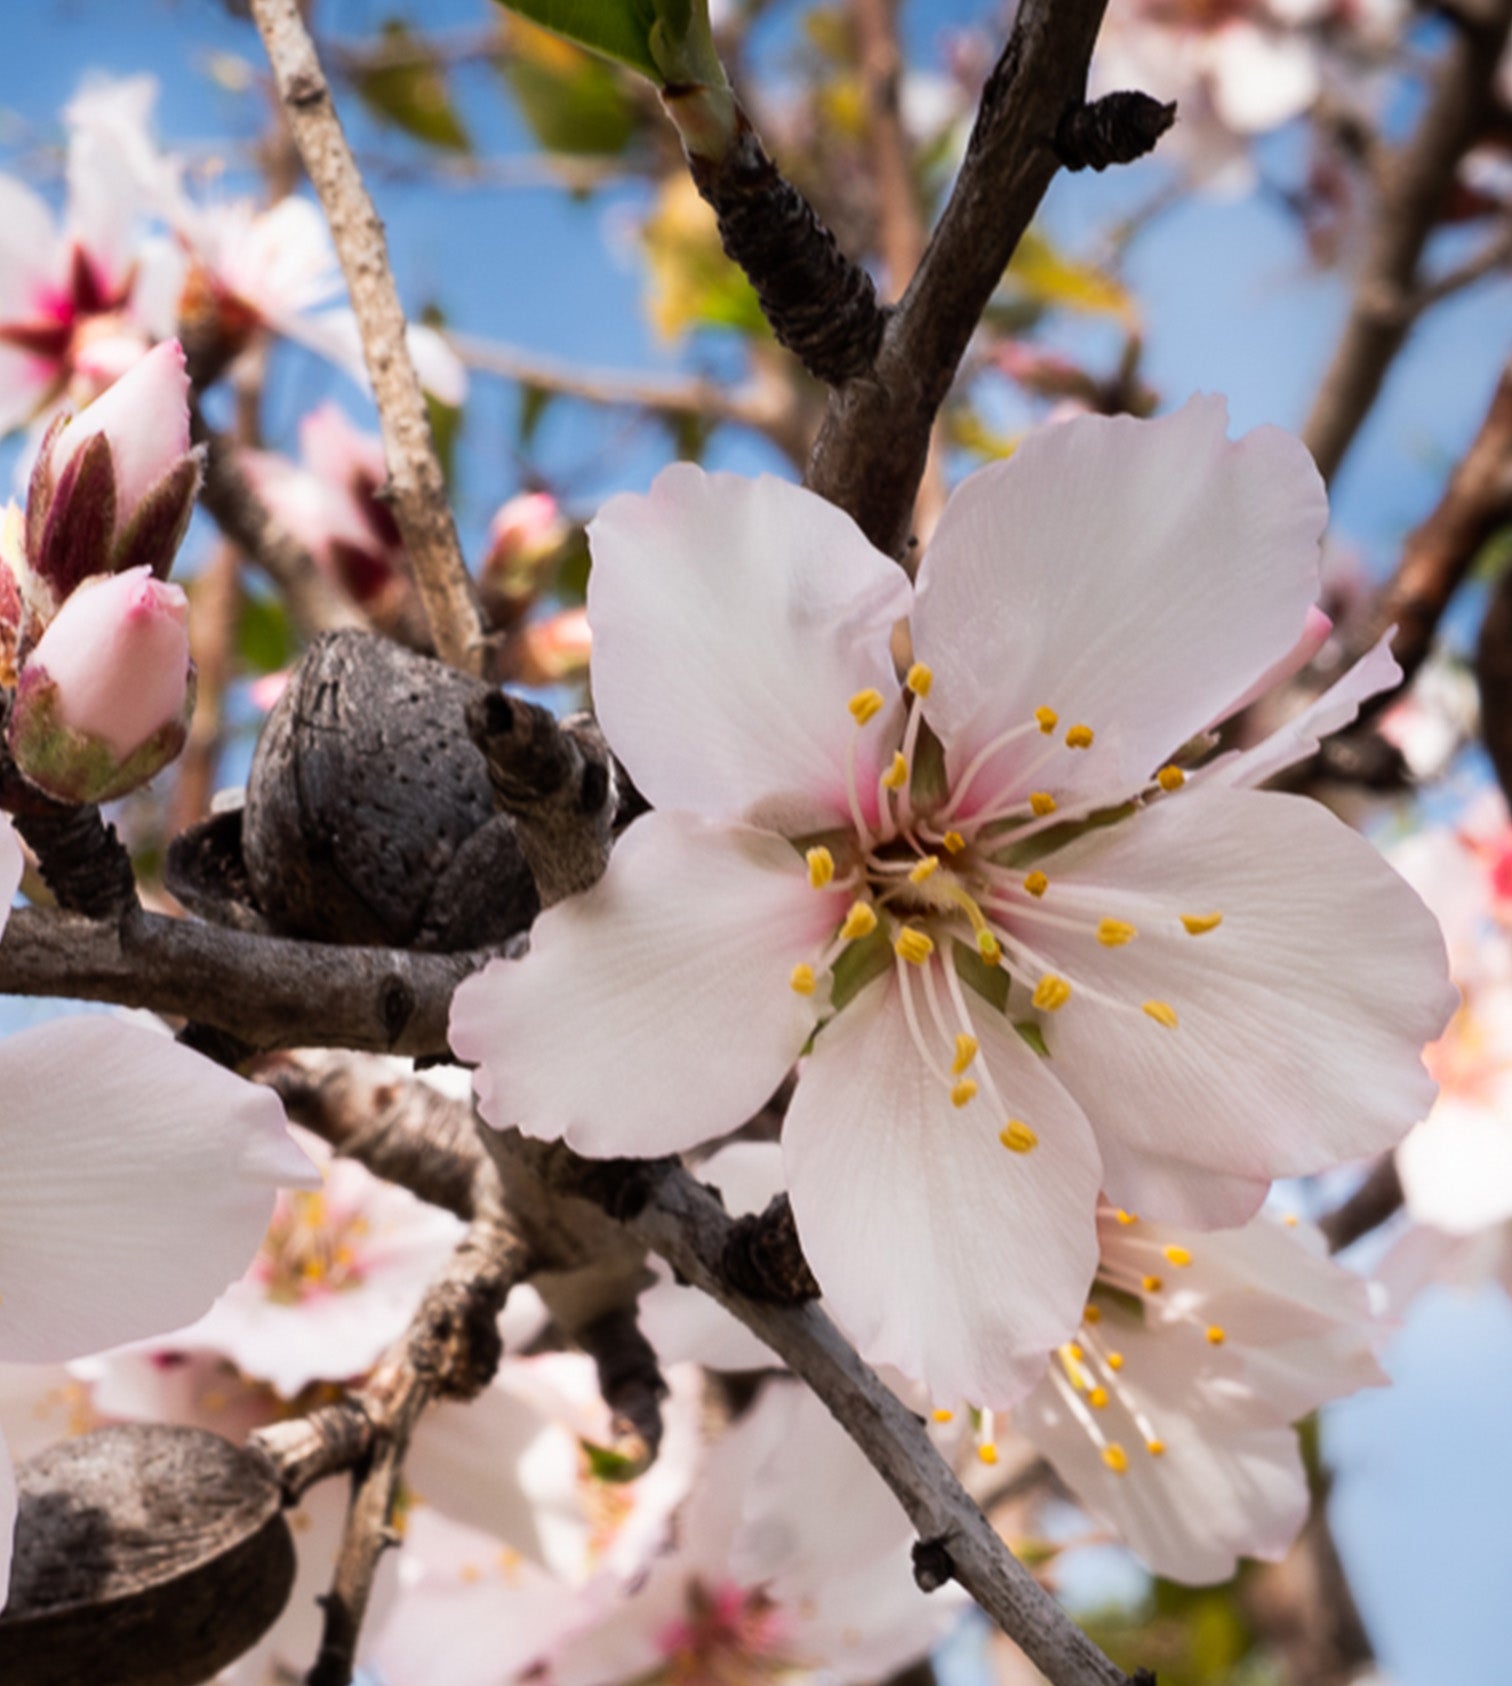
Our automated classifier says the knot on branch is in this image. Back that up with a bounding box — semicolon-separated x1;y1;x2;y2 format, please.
421;1271;507;1401
912;1535;956;1592
579;1306;667;1477
14;801;138;918
681;104;885;387
1054;92;1177;173
721;1193;821;1304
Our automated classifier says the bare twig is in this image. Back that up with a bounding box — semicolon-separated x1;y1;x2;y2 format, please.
248;0;485;673
1412;217;1512;313
1321;1155;1404;1253
1301;0;1512;484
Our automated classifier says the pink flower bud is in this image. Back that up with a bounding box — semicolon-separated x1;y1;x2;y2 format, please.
8;565;194;804
51;341;191;522
480;492;570;626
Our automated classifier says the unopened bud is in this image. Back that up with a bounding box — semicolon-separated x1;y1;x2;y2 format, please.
512;606;592;685
8;566;195;804
480;492;570;626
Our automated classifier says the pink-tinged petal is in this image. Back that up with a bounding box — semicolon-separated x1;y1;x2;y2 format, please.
1032;786;1455;1225
0;813;20;941
451;812;841;1157
913;398;1325;811
0;1018;317;1364
51;340;191;525
298;401;387;492
0;177;60;313
785;1538;964;1683
784;968;1102;1408
1212;604;1332;726
587;465;911;833
1200;629;1401;790
0;1425;13;1616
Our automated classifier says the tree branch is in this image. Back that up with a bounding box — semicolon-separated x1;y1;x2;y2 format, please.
248;0;485;673
1321;1155;1404;1253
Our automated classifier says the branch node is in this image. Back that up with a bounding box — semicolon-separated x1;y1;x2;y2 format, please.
1054;92;1177;173
912;1535;957;1593
721;1193;821;1303
13;801;138;918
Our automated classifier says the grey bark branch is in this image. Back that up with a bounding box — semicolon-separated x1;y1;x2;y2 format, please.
248;0;485;673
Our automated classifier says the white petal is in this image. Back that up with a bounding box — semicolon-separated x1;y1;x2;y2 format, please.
785;1537;964;1682
0;813;20;941
1208;24;1320;134
587;465;911;832
0;177;60;313
0;1425;13;1616
450;812;840;1157
1397;1089;1512;1235
784;967;1103;1407
1033;787;1455;1225
0;1018;316;1364
913;398;1326;811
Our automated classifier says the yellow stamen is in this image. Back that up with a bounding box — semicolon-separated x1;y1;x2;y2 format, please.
1156;764;1185;791
1146;1439;1166;1457
1065;724;1094;750
1032;974;1072;1012
909;855;940;884
977;930;1003;965
942;830;966;854
1097;918;1137;947
1206;1324;1226;1346
1102;1444;1129;1474
790;963;817;996
1283;1213;1300;1228
1029;792;1057;817
1143;1274;1163;1293
806;846;835;889
1106;1351;1125;1371
1088;1387;1109;1409
1142;999;1179;1029
950;1079;978;1108
839;901;878;942
1023;869;1049;898
849;688;885;725
1114;1209;1137;1225
894;927;934;965
999;1120;1038;1154
978;1442;999;1466
932;1408;955;1424
881;751;909;791
1083;1304;1102;1324
1181;911;1223;935
906;662;933;697
951;1034;979;1075
1163;1245;1193;1267
1034;705;1059;735
1067;1343;1085;1363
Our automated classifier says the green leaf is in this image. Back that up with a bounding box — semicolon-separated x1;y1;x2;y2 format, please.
500;16;639;156
426;393;462;489
516;383;554;448
354;20;471;152
580;1438;643;1483
237;591;294;675
1003;229;1136;325
491;0;661;81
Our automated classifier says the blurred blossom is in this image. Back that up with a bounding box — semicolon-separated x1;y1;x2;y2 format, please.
480;489;571;628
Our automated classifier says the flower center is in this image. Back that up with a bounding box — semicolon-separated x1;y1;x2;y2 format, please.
656;1581;791;1684
256;1189;369;1303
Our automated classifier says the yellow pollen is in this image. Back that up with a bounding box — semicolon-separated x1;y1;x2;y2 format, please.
1088;1387;1109;1409
1083;1304;1102;1324
1143;1274;1163;1293
1156;764;1185;791
1065;724;1094;750
1102;1444;1130;1474
932;1408;955;1424
1097;918;1137;946
1067;1343;1085;1363
1283;1213;1300;1228
1114;1209;1138;1225
839;901;878;941
881;751;910;791
1029;792;1057;817
1106;1351;1125;1371
806;846;835;889
909;855;940;884
1206;1324;1227;1346
849;688;885;725
999;1120;1038;1154
1034;705;1058;734
790;963;817;996
894;927;934;965
978;1441;999;1466
950;1079;979;1108
951;1034;979;1075
1146;1439;1166;1457
1142;999;1179;1029
977;930;1003;965
942;830;966;854
1032;974;1072;1012
1023;869;1049;897
1163;1245;1193;1267
906;662;933;697
1181;911;1223;935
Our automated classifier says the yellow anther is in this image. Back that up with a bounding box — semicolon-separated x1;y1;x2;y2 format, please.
848;688;885;725
950;1079;978;1109
1206;1324;1226;1346
931;1408;955;1424
1283;1213;1300;1228
1142;1274;1163;1294
1114;1209;1138;1225
840;901;878;942
1142;999;1179;1029
1106;1351;1125;1371
790;963;817;996
1097;918;1137;946
1156;764;1185;791
1102;1443;1130;1475
1023;869;1049;898
1065;724;1094;750
906;662;933;697
978;1441;1000;1466
1034;705;1058;735
909;855;940;885
951;1034;979;1076
977;930;1003;965
942;830;966;854
1145;1439;1166;1457
1083;1304;1102;1325
1163;1245;1193;1268
1067;1343;1085;1363
1029;792;1057;817
894;927;935;965
1088;1387;1109;1409
881;751;910;791
999;1120;1039;1154
1181;911;1223;936
1032;974;1072;1013
806;846;836;889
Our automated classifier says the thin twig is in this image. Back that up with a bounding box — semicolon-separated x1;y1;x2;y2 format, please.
248;0;485;673
1321;1156;1404;1253
1412;217;1512;313
1301;0;1512;484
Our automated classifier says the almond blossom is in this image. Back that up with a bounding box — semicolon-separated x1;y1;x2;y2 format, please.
451;397;1453;1410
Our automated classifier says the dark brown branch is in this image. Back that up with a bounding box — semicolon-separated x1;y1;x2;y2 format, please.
11;802;138;919
1321;1156;1404;1253
805;0;1113;552
1301;0;1512;484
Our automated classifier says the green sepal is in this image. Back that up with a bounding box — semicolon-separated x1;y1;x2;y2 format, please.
991;801;1138;869
1013;1019;1050;1058
829;925;892;1012
581;1437;645;1483
908;716;948;809
952;938;1008;1014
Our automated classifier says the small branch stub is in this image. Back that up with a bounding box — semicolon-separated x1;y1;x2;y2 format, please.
722;1192;822;1303
1054;92;1177;172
